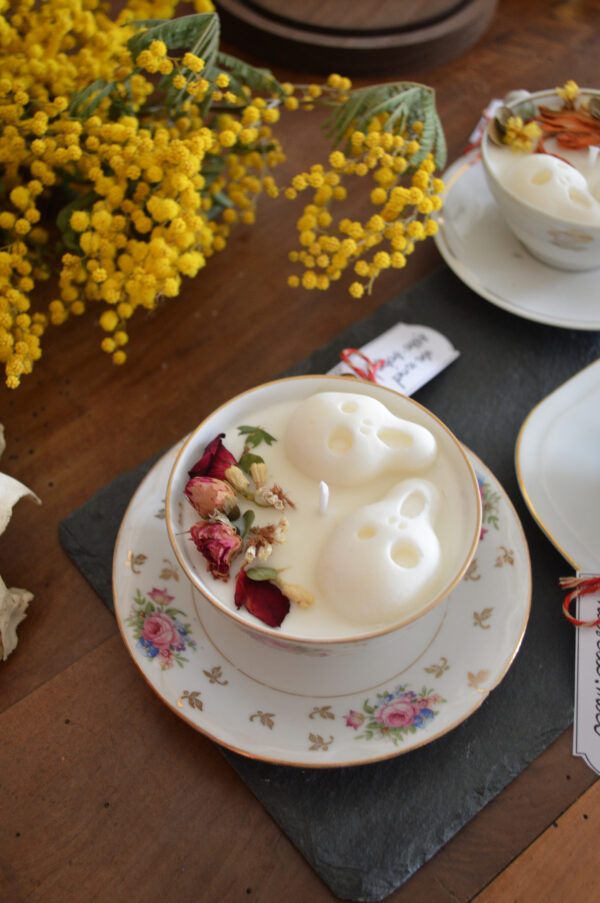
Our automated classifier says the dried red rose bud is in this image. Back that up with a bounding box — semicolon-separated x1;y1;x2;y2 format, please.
234;567;290;628
184;476;240;519
189;434;237;481
190;520;242;581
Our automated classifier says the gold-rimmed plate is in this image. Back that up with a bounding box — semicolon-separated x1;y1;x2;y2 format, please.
516;359;600;572
113;442;531;767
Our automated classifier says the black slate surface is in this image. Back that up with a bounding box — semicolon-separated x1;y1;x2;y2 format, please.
59;265;600;902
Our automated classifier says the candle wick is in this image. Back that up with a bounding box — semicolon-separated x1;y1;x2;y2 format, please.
319;481;329;515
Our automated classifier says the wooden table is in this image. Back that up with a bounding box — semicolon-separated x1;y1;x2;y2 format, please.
2;1;600;899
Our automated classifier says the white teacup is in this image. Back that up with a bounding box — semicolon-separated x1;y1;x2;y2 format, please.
165;376;482;694
481;88;600;271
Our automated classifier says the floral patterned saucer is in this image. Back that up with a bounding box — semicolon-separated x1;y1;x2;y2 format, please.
113;443;531;767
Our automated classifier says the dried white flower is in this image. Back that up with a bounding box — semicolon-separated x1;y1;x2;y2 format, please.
255;487;285;510
257;542;273;561
273;518;289;543
250;461;268;488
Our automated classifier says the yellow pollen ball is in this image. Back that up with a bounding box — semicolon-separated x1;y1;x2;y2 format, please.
99;310;118;332
10;186;29;211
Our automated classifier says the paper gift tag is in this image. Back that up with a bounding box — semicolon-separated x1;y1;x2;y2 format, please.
328;322;459;397
573;573;600;774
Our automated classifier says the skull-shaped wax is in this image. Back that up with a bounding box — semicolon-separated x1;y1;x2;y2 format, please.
316;478;441;624
503;154;600;225
284;392;436;487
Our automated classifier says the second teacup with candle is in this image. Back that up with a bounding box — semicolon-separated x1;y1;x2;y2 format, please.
166;376;482;694
481;87;600;271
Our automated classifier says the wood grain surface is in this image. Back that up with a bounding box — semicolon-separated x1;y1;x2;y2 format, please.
2;1;600;901
214;0;499;74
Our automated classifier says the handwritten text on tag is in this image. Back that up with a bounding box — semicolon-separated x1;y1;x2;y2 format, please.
328;323;459;397
573;574;600;774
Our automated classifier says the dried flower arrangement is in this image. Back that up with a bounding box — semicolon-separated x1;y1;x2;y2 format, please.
183;426;309;628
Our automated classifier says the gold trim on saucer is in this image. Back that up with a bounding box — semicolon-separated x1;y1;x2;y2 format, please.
515;359;600;572
112;443;531;769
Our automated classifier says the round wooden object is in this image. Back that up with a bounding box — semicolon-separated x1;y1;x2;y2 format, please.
215;0;499;75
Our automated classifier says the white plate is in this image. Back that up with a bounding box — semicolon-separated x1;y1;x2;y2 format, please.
113;444;531;767
516;359;600;571
434;154;600;330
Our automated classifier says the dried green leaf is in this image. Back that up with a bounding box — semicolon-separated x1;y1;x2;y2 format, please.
237;425;277;448
240;509;255;539
246;566;279;582
238;452;264;474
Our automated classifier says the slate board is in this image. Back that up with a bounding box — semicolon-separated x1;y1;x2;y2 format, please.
59;265;600;902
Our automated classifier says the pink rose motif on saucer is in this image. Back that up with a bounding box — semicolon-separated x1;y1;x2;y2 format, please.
346;684;445;744
147;587;176;607
142;612;178;649
344;710;366;730
126;588;197;670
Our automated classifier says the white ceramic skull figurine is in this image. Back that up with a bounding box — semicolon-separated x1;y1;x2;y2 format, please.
284;392;437;487
316;478;441;625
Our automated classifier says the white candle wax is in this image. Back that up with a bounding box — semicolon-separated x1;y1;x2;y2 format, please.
486;138;600;224
316;477;442;625
318;481;329;515
188;393;470;638
285;391;437;486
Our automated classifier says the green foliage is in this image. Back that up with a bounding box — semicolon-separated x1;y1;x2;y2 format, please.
123;15;284;120
237;425;277;449
240;509;255;539
126;13;219;60
238;451;264;474
325;81;447;170
246;566;279;582
69;78;117;117
216;51;285;99
56;190;97;252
